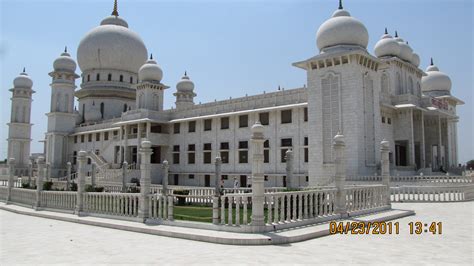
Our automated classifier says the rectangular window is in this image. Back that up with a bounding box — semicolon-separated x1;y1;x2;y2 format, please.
188;121;196;132
81;135;84;143
264;175;268;181
173;145;180;152
304;107;308;122
188;153;195;164
259;112;269;125
104;132;109;141
188;174;194;179
221;117;229;129
73;151;77;165
281;138;293;147
304;137;309;146
220;142;229;150
304;148;309;163
174;123;180;134
173;153;180;164
281;109;292;124
151;125;162;133
204;119;212;131
239;141;248;149
239;115;248;128
222;175;228;180
382;116;386;123
203;152;211;164
264;140;270;163
387;117;392;124
203;143;212;150
74;136;77;143
239;150;248;164
88;134;92;142
221;151;229;164
188;144;195;151
96;133;100;141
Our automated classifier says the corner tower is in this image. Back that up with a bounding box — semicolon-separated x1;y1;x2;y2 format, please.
174;72;196;110
293;1;382;183
136;54;168;111
7;69;35;175
46;48;79;178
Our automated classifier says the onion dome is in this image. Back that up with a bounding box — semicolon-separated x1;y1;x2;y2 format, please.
411;52;420;67
176;72;195;91
13;68;33;88
53;47;77;72
374;28;401;58
316;1;369;52
77;1;147;74
84;101;102;122
398;41;413;62
421;58;451;93
138;54;163;82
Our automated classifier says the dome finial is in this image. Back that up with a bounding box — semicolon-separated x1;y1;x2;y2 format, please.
184;71;187;77
394;30;398;37
64;46;67;53
111;0;119;17
430;57;434;65
384;27;388;34
338;0;343;9
150;53;153;60
22;67;26;73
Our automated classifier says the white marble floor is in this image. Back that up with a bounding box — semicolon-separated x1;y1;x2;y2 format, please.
1;202;473;265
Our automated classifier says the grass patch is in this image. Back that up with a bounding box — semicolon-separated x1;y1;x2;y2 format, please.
173;205;269;224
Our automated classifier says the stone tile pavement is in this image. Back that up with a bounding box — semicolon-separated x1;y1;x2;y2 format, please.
0;202;472;265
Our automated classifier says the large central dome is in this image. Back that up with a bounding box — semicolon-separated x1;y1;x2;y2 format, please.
77;13;147;74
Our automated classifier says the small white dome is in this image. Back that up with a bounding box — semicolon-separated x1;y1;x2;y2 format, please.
13;69;33;88
421;59;451;93
374;29;401;58
176;72;194;91
316;5;369;52
138;55;163;82
77;14;147;74
411;53;420;67
84;102;102;122
398;41;413;62
53;48;77;72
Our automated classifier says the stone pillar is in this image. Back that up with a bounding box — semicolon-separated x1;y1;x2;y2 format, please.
46;163;51;181
6;158;15;204
146;122;151;139
167;195;174;221
139;140;152;222
250;121;265;228
66;162;71;191
124;125;129;164
420;112;426;169
122;161;128;193
213;154;222;225
118;126;123;163
28;159;33;187
137;123;142;166
35;156;45;210
75;151;86;215
380;139;391;206
285;149;295;189
162;160;169;196
91;162;96;188
333;133;347;217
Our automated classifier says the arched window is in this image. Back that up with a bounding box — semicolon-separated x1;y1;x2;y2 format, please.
108;73;112;81
417;82;421;97
408;77;414;95
396;72;402;95
123;104;128;112
119;75;123;82
130;76;133;83
87;74;90;82
100;102;105;119
96;73;100;81
381;73;389;93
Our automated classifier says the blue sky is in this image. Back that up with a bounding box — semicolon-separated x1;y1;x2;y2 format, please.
0;0;472;163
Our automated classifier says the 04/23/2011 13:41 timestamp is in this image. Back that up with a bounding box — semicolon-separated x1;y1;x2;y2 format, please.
329;221;443;235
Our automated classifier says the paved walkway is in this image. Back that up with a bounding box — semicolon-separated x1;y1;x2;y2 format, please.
1;202;473;265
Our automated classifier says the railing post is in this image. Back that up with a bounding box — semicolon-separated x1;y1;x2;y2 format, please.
66;162;72;191
167;195;174;220
251;121;265;230
333;133;348;217
6;158;15;204
380;139;391;207
35;156;45;210
285;149;295;189
91;162;97;188
75;151;86;215
121;161;128;193
139;140;152;222
162;160;169;196
213;154;222;225
28;158;33;187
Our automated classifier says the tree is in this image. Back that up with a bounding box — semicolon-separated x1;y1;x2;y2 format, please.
466;160;474;170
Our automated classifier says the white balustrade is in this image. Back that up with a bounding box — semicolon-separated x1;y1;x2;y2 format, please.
10;188;36;207
390;184;474;202
220;193;252;226
345;185;388;212
41;191;76;210
148;194;172;220
84;192;139;217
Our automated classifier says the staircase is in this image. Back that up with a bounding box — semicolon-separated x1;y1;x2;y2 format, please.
87;151;108;168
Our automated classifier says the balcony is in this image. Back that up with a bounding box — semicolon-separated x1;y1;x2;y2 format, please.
391;94;420;106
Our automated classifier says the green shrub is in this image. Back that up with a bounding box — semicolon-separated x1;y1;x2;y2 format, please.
85;185;105;192
21;182;36;189
130;177;140;186
43;181;53;191
70;182;78;191
128;186;140;193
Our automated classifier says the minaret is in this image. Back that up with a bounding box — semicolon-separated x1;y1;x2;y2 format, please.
45;47;79;178
136;54;168;111
7;68;35;175
174;72;196;110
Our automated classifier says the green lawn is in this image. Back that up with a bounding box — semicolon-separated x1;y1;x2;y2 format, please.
173;206;269;224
